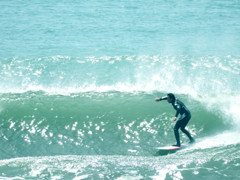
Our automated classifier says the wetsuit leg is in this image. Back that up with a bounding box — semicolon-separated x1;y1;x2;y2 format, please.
180;115;194;141
174;114;193;146
173;120;182;146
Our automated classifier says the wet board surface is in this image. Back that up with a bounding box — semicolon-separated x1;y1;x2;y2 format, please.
154;145;188;156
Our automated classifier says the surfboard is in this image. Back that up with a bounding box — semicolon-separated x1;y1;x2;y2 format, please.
154;145;187;156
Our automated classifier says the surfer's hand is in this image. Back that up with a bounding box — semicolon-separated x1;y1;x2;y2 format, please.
173;117;177;121
155;98;160;101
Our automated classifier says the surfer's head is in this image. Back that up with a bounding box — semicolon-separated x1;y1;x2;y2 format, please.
167;93;175;103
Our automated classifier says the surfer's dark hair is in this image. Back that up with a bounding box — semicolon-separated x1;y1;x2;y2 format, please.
167;93;175;101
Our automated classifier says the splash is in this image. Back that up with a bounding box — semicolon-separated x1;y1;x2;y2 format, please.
0;55;239;95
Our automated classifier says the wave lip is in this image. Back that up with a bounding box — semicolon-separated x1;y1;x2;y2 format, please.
0;55;239;95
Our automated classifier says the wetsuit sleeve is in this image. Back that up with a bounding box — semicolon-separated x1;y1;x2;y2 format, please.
175;104;181;117
159;96;168;101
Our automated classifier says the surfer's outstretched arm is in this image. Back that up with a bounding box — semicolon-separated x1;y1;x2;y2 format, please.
155;96;168;101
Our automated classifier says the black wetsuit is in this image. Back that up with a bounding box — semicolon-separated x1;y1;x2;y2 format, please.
160;97;194;146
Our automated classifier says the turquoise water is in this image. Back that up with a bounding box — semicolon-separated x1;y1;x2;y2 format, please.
0;0;240;179
1;0;240;57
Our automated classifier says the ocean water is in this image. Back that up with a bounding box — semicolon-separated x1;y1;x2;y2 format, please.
0;0;240;180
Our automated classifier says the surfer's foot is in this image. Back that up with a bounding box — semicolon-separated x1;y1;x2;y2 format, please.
172;144;181;147
189;138;195;144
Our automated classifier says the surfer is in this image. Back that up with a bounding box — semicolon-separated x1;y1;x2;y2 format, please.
155;93;195;147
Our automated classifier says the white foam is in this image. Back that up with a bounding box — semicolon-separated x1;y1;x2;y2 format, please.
189;131;240;150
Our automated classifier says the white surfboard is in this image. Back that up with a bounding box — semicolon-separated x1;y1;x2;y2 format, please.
154;145;188;156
